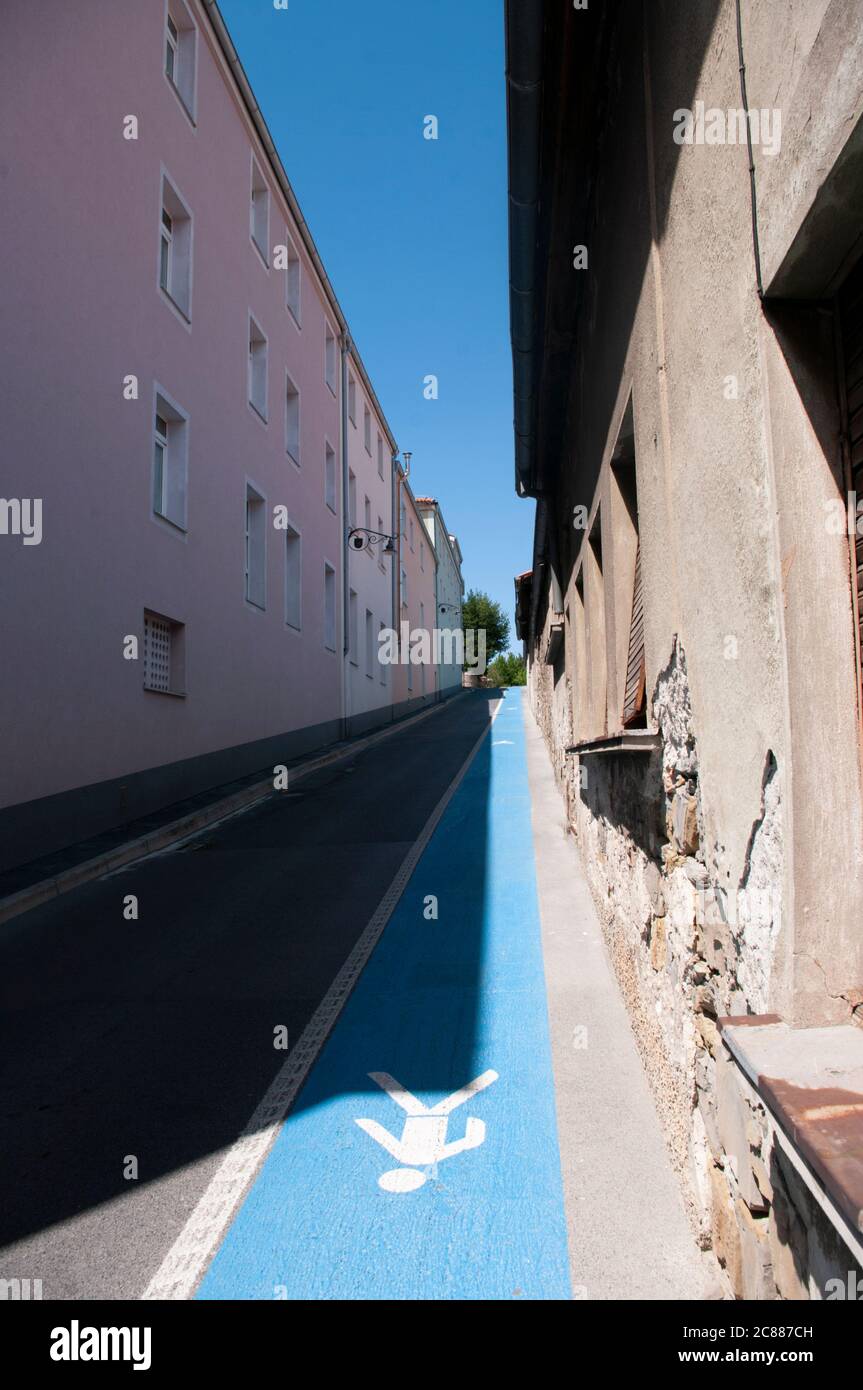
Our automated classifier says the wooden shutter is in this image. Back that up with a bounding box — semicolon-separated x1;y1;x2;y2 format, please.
838;256;863;715
622;540;646;727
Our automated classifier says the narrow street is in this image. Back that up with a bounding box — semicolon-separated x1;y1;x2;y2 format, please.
1;692;707;1301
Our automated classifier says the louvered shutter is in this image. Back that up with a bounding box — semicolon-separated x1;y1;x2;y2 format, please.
838;257;863;710
622;541;646;727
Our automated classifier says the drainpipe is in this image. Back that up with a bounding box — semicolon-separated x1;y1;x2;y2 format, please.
506;0;544;496
390;453;398;723
433;512;440;703
340;333;351;738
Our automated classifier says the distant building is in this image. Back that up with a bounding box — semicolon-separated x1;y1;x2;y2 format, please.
416;499;464;697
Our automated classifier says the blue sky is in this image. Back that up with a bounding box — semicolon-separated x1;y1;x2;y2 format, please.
218;0;531;639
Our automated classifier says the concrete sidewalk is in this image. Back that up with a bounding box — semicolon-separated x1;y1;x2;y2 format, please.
524;696;721;1300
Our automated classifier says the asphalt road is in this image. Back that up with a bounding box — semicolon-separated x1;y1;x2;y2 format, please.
0;692;498;1300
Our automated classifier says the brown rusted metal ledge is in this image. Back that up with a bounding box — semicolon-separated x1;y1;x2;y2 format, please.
719;1015;863;1264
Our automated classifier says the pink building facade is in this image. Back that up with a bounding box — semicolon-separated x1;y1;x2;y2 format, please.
392;473;439;713
0;0;458;872
343;348;398;736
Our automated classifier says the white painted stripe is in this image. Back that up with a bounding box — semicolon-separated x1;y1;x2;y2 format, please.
141;697;503;1301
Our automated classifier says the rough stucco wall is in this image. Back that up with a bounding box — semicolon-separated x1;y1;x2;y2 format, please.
526;0;863;1284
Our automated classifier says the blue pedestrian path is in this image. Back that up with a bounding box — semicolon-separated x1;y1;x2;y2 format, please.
197;691;572;1300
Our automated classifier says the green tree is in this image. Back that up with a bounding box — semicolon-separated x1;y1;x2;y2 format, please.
486;651;527;687
461;590;510;668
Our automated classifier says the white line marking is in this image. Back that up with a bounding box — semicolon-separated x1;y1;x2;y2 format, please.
142;698;503;1300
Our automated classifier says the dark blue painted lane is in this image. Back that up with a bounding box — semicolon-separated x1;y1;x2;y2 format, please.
197;691;572;1300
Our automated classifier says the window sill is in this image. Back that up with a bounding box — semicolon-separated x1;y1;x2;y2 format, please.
287;449;300;470
153;509;187;536
158;286;191;327
250;236;270;271
287;307;301;330
164;74;197;128
566;731;661;756
143;684;186;699
248;401;268;427
719;1016;863;1263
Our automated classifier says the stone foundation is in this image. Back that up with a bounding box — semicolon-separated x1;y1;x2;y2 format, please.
527;624;862;1297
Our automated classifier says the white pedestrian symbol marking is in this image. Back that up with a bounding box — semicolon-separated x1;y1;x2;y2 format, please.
355;1069;499;1193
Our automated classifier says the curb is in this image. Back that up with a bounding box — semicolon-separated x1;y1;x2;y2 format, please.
0;692;467;928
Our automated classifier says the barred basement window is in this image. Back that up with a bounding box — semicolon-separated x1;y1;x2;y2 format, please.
143;610;185;695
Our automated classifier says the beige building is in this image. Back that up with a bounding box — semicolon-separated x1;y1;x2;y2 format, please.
507;0;863;1298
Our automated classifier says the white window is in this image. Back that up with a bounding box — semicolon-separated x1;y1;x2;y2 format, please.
165;3;196;122
365;609;374;679
245;483;266;608
401;566;408;608
152;391;188;530
409;518;415;552
325;442;336;513
325;322;337;394
377;433;384;479
285;373;300;464
379;621;387;685
348;470;356;528
364;496;371;536
248;316;268;420
363;405;371;454
349;589;358;665
324;563;336;651
377;514;385;570
420;540;425;572
400;498;406;540
144;609;185;695
250;159;270;265
165;14;178;82
348;374;357;425
159;175;192;319
285;236;301;323
285;526;301;630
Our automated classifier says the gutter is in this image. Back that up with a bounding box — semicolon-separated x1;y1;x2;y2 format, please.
505;0;544;498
